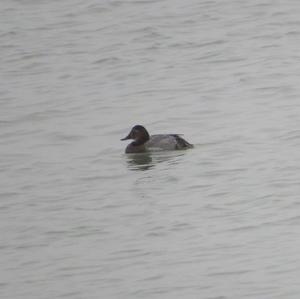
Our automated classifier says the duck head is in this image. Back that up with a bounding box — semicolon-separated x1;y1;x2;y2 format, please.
121;125;150;146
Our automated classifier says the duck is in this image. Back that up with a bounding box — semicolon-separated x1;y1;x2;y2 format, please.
121;125;193;153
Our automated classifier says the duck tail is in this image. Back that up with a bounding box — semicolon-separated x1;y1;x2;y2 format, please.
172;134;193;149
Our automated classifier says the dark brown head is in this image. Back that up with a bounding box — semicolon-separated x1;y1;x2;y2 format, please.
121;125;150;146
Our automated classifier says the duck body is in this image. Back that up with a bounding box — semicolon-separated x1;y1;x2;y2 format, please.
121;125;193;153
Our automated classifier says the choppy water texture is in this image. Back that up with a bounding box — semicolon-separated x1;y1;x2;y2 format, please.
1;0;300;298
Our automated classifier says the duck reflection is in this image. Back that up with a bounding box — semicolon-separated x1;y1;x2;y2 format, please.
125;151;186;171
126;152;154;171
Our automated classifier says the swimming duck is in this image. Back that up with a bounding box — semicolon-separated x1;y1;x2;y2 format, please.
121;125;193;153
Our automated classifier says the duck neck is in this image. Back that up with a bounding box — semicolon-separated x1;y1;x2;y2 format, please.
132;135;149;146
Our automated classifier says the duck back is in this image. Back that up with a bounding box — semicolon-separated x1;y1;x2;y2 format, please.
146;134;193;150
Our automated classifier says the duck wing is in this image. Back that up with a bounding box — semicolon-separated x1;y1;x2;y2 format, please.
146;134;193;150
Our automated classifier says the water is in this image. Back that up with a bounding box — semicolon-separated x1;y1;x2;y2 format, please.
1;0;300;298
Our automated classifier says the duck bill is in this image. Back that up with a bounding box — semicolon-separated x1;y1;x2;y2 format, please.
121;133;131;141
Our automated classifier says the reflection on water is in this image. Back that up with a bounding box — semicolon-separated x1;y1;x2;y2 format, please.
125;151;187;171
126;152;154;171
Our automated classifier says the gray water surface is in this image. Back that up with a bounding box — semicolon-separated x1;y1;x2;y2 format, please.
1;0;300;298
